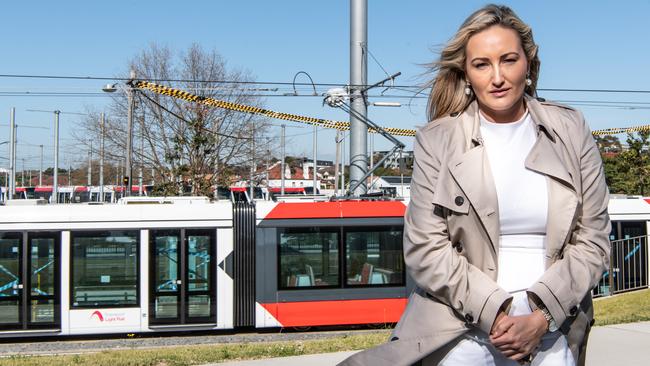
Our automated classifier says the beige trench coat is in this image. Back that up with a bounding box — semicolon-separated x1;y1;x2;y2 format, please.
340;96;611;366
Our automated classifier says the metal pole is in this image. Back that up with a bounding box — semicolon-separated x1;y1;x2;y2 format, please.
87;141;92;186
139;113;144;196
369;133;374;191
349;0;368;196
125;69;136;196
280;124;286;195
334;130;341;196
400;149;404;197
99;113;104;202
249;128;255;201
39;145;43;186
313;125;318;194
8;108;15;200
341;136;346;192
21;158;25;187
53;110;60;203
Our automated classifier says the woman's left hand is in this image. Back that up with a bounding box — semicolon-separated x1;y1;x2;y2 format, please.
489;310;548;361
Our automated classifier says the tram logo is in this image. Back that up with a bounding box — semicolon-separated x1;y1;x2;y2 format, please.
89;310;126;323
90;311;104;321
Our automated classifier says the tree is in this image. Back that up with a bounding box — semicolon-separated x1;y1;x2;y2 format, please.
601;132;650;195
75;43;272;196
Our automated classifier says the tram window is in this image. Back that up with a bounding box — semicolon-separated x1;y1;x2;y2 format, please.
620;221;646;239
71;231;139;308
345;227;404;286
278;228;339;289
0;233;21;324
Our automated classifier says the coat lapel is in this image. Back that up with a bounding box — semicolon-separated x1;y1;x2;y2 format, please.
525;98;580;261
446;103;501;254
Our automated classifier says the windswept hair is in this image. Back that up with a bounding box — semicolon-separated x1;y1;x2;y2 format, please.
425;4;540;121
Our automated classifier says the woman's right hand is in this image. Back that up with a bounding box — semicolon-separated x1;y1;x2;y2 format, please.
489;310;548;361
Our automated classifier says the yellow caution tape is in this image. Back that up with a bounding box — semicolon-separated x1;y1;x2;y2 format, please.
134;80;416;137
134;80;650;138
592;124;650;136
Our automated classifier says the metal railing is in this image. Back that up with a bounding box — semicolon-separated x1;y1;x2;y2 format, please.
593;235;648;298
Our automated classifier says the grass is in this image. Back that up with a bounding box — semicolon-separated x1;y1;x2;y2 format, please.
593;288;650;326
0;331;390;366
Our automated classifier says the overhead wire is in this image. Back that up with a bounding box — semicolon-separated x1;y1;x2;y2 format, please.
3;73;650;94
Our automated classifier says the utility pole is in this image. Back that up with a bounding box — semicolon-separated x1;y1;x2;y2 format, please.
249;127;255;201
125;69;136;196
280;124;286;195
8;108;16;200
53;110;60;203
139;112;144;196
39;144;43;186
87;141;92;186
334;131;341;196
369;133;374;191
341;136;346;192
312;125;318;194
116;160;120;186
349;0;368;196
99;113;104;202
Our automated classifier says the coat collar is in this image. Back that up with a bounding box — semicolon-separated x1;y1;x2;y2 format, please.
463;95;556;147
446;95;578;256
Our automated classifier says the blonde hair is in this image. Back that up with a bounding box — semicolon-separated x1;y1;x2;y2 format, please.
425;4;540;121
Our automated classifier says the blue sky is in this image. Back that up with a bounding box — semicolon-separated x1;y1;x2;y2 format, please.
2;0;650;170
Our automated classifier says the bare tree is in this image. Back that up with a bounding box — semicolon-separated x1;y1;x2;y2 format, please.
75;43;271;196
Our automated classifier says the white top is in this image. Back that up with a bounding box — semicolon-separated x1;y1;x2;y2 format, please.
479;110;548;315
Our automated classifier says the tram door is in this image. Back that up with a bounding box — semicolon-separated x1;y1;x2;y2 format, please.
0;232;60;330
149;229;216;325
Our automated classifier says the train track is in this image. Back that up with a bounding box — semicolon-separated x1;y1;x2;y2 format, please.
0;328;388;357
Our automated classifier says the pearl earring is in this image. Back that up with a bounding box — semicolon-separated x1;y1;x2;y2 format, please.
464;83;472;96
526;75;532;86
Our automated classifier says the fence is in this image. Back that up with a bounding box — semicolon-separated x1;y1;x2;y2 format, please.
593;235;648;297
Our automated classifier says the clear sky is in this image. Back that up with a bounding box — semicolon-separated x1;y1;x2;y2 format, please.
2;0;650;170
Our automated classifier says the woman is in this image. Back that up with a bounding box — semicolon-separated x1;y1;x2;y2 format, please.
340;4;610;366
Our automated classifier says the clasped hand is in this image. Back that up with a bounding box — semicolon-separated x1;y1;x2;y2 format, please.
489;310;548;362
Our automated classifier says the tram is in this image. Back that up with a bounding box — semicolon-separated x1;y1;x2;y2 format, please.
0;195;646;338
0;198;410;337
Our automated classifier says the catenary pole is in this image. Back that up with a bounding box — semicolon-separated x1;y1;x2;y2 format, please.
99;113;105;202
53;110;60;203
349;0;368;196
8;108;16;200
125;70;136;196
39;144;43;186
280;124;286;195
313;125;318;194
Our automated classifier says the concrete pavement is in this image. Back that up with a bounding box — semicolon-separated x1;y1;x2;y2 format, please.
585;321;650;366
206;321;650;365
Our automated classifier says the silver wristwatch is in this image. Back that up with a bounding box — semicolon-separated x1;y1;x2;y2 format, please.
538;305;558;332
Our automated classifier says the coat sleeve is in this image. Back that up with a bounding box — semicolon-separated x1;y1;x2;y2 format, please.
528;111;611;327
404;128;512;334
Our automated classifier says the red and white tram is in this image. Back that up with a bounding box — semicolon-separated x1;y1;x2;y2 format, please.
0;198;410;337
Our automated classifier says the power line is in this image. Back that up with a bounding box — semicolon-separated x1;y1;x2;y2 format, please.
3;73;650;94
